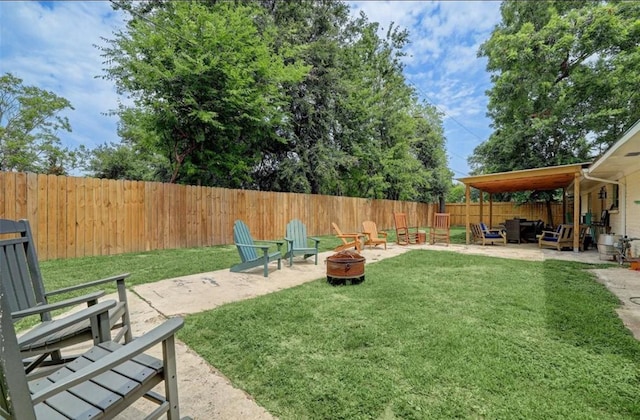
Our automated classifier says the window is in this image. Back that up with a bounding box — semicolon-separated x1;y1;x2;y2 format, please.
612;184;619;210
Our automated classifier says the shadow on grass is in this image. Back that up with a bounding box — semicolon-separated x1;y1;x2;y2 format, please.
543;259;640;361
181;250;640;418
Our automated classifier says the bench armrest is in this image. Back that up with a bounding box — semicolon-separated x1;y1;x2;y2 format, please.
31;317;184;404
236;243;270;251
18;300;116;347
11;291;106;319
337;233;364;239
254;240;284;251
45;273;130;297
362;231;388;238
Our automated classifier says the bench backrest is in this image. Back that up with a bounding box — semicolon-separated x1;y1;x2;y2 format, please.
432;213;450;230
233;220;257;262
1;278;38;419
471;223;483;239
394;212;408;232
0;219;49;318
558;224;574;240
362;221;380;238
287;219;309;249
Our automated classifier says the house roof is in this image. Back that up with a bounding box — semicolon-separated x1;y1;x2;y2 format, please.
457;119;640;245
586;119;640;181
457;119;640;195
457;163;590;194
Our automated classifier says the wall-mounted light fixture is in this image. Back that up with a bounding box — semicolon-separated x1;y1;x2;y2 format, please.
598;186;607;200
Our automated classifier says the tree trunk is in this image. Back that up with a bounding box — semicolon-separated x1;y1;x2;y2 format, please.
545;200;555;228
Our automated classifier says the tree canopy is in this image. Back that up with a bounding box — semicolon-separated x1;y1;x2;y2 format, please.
0;73;75;174
100;1;308;186
472;0;640;177
95;0;451;202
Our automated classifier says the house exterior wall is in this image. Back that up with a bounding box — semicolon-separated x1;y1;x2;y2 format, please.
609;204;623;239
580;189;598;223
625;170;640;257
580;186;609;228
580;174;640;256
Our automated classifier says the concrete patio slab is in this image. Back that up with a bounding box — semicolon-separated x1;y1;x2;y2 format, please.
115;241;639;419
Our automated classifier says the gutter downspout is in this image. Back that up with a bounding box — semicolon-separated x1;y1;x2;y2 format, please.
582;169;625;237
581;170;621;186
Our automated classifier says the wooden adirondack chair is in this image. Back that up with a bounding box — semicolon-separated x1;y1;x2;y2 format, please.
0;218;132;376
539;224;589;251
361;221;388;250
0;283;188;419
578;224;590;251
539;224;573;251
331;223;363;252
430;213;450;246
471;222;506;246
231;220;283;277
393;212;419;245
284;219;320;266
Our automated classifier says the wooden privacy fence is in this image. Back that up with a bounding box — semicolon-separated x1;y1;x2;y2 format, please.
0;172;433;261
0;172;566;261
446;202;565;227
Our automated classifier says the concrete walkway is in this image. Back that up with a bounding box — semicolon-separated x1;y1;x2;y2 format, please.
116;242;640;419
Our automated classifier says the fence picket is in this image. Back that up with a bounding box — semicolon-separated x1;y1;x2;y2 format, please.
1;171;568;261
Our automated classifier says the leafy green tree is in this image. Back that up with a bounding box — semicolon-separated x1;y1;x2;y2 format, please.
446;183;466;203
99;0;451;203
81;105;172;181
0;73;76;174
80;142;170;181
249;0;355;195
473;0;640;175
344;22;451;202
101;1;308;186
255;3;451;202
339;18;421;200
411;102;453;203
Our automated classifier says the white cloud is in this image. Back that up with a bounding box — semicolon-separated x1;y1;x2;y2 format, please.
0;1;126;150
0;1;503;177
348;1;502;176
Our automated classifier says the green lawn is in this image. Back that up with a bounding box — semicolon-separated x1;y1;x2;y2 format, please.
37;226;466;294
32;228;410;328
178;251;640;419
35;226;640;418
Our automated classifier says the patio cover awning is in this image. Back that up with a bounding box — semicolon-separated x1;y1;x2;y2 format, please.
457;163;591;194
457;163;592;251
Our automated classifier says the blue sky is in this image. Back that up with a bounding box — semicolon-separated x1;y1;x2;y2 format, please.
0;1;502;178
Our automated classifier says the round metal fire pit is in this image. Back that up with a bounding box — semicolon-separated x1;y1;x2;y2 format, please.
326;250;365;285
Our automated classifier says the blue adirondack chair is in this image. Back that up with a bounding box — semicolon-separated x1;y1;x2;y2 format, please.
284;219;320;266
231;220;283;277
